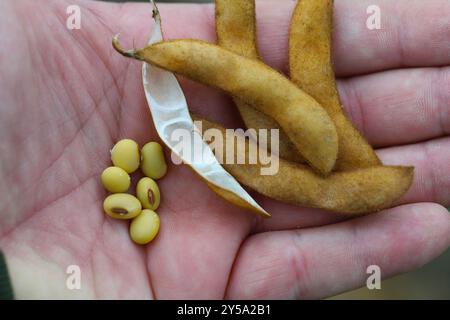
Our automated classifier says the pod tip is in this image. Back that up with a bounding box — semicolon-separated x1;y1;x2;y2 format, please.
112;34;140;59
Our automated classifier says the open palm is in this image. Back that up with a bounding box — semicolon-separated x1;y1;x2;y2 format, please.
0;0;449;299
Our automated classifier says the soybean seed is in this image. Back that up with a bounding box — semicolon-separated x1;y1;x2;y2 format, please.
140;142;167;179
136;177;160;210
129;209;160;245
101;166;131;193
111;139;140;173
103;193;142;220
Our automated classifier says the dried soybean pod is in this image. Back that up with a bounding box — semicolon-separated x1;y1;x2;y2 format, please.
113;38;339;175
215;0;303;163
215;0;258;58
289;0;380;170
196;117;413;215
205;181;269;216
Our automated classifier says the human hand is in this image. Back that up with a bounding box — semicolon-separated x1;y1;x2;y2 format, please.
0;0;449;299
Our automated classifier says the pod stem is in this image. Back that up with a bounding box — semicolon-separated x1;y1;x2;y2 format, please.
150;0;161;24
112;34;143;60
112;1;161;61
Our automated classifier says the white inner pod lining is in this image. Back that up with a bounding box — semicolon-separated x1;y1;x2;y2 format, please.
141;1;268;216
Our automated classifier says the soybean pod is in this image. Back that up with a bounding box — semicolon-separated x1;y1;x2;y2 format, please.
289;0;380;170
215;0;303;163
194;117;413;215
113;38;339;175
139;1;269;216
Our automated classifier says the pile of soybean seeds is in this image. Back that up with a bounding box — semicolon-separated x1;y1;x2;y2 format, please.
101;139;167;245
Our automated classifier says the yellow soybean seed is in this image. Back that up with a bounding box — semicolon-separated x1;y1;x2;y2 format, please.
140;142;167;179
103;193;142;220
136;177;160;210
130;209;160;245
101;166;131;193
111;139;140;173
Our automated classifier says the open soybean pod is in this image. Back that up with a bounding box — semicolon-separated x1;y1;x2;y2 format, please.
195;117;413;215
215;0;304;163
131;1;269;217
113;38;339;175
289;0;380;170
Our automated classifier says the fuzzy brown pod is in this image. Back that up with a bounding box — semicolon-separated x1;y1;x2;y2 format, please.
215;0;304;163
113;38;339;176
289;0;380;170
193;117;414;215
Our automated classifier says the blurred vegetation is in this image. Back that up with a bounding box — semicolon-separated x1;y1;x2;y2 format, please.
104;0;450;299
334;248;450;299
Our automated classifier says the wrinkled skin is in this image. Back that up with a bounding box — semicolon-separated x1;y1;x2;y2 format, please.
0;0;449;299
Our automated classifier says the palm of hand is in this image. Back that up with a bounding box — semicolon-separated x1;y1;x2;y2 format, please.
0;0;449;299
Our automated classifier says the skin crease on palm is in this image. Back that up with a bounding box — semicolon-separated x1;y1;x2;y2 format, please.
0;0;449;300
